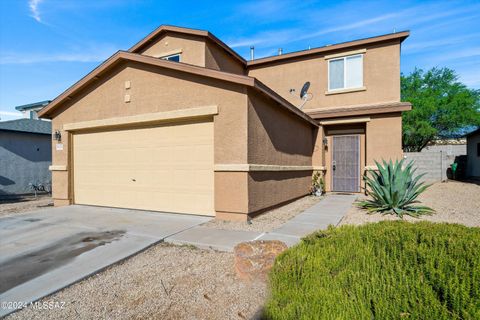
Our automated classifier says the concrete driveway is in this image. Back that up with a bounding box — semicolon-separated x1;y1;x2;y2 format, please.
0;205;211;317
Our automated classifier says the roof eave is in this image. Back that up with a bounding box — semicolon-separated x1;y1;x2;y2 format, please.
15;100;51;111
306;102;412;119
128;25;247;66
247;31;410;67
37;52;317;127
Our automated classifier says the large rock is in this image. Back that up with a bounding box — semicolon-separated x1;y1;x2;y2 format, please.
234;240;288;281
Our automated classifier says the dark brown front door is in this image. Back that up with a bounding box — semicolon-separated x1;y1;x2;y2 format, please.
332;135;360;192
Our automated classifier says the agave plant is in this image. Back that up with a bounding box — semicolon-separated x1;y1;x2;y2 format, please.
357;159;434;218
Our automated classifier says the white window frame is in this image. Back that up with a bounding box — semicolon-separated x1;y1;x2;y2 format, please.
161;53;181;62
327;54;364;92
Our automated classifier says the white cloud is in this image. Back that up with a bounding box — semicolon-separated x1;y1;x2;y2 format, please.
0;45;116;64
0;111;22;118
435;47;480;62
228;29;299;48
0;111;22;117
226;2;480;53
29;0;43;22
403;33;480;54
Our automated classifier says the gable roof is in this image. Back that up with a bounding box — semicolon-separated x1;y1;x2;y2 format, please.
247;31;410;67
15;100;51;112
37;51;317;127
129;25;247;66
0;119;51;135
465;127;480;138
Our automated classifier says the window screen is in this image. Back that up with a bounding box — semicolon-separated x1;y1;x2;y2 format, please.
346;55;363;88
328;54;363;90
329;59;344;90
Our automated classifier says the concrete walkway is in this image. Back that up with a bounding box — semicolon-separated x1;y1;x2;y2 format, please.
0;206;210;317
166;194;357;251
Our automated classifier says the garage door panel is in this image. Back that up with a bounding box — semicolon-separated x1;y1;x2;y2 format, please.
73;120;214;216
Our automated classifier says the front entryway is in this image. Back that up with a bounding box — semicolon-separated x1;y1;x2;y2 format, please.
332;135;360;192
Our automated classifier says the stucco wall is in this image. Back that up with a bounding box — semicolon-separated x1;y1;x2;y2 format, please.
137;32;246;75
50;61;248;205
366;112;403;165
245;89;315;214
247;41;401;109
247;89;314;166
248;171;311;214
205;40;245;75
0;131;51;197
139;33;206;67
467;133;480;178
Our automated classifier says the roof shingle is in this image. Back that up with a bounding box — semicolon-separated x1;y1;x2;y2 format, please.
0;119;52;135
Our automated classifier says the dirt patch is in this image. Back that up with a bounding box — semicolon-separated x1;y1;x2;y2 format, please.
8;244;267;320
0;196;53;218
0;230;125;294
203;195;322;232
339;181;480;227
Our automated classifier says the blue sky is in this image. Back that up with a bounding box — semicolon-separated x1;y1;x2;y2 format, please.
1;0;479;120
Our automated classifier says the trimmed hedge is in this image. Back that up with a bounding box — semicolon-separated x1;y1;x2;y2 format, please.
264;221;480;320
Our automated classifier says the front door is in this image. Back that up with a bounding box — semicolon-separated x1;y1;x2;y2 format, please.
332;135;360;192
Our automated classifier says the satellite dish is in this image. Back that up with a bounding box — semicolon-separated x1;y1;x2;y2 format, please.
300;81;310;98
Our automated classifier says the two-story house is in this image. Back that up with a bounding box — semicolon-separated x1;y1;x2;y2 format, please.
38;25;410;221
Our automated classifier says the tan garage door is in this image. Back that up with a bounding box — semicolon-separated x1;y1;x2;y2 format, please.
73;119;214;216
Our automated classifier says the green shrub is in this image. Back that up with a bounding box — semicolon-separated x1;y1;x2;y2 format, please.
264;222;480;320
358;159;434;217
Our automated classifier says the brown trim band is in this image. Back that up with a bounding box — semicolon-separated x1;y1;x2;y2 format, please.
49;165;68;171
248;31;409;67
128;25;247;65
320;117;370;125
63;106;218;131
38;51;318;127
214;164;313;172
307;102;411;119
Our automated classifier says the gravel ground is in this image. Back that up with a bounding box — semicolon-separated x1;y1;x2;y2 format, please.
13;182;478;320
202;195;322;232
339;181;480;227
8;244;267;320
0;196;53;217
5;196;323;319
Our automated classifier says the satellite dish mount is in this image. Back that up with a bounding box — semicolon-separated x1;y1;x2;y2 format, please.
298;81;312;110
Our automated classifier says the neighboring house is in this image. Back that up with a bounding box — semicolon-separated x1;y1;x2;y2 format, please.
0;118;52;197
15;100;51;120
38;25;411;220
466;128;480;179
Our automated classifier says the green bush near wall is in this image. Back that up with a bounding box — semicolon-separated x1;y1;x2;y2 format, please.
264;222;480;320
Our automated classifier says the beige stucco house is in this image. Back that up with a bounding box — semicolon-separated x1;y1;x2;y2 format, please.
39;25;411;221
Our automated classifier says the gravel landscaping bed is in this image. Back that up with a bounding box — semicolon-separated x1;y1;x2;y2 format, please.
8;244;267;320
5;196;324;319
203;195;322;232
339;181;480;227
9;181;477;319
0;195;53;217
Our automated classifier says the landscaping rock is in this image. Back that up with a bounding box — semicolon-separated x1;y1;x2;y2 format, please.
234;240;288;281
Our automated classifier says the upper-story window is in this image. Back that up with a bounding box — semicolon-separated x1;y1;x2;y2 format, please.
328;54;363;91
161;53;181;62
